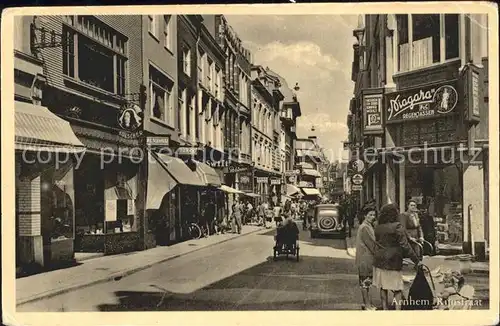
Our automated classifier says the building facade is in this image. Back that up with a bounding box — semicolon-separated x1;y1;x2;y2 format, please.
348;14;489;259
250;65;283;204
212;15;254;208
14;15;85;275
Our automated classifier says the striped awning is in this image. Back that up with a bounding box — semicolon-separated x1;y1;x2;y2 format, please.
301;187;321;196
285;184;301;196
219;185;243;194
15;102;85;152
302;168;322;177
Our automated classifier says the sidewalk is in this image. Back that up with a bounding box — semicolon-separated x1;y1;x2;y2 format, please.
345;226;489;274
17;225;266;306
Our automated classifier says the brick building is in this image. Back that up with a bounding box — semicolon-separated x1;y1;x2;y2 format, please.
348;14;489;259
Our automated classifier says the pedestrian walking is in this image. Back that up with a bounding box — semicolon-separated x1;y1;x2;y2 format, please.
273;204;283;227
355;205;379;311
232;199;243;234
373;203;421;310
257;201;266;227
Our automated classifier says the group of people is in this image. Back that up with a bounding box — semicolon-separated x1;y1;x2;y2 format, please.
354;199;437;311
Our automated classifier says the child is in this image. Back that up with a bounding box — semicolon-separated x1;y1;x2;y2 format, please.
355;205;379;310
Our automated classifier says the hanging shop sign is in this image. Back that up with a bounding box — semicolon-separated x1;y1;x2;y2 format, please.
385;80;459;124
118;103;143;131
348;159;365;174
270;178;281;185
351;173;363;185
256;177;269;184
362;88;384;135
286;175;297;184
461;63;482;124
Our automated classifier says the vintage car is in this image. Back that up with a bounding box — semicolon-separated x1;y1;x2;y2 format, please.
310;203;345;238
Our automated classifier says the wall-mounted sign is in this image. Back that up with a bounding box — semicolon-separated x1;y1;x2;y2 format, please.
385;80;459;124
146;136;170;147
284;170;300;176
351;173;363;185
118;103;143;131
256;177;269;184
207;160;230;168
362;88;384;135
352;184;362;191
461;63;482;124
270;178;281;185
176;147;198;156
222;165;249;174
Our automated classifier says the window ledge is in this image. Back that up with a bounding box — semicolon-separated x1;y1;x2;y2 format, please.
393;58;461;79
63;75;124;103
149;31;160;43
150;116;176;131
164;46;174;56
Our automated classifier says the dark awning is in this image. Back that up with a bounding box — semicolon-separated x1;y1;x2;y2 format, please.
155;153;206;187
193;160;222;187
15;102;85;153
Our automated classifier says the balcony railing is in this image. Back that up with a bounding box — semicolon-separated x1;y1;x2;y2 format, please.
399;37;433;72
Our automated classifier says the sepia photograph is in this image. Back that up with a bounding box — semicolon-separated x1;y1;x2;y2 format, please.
1;2;498;326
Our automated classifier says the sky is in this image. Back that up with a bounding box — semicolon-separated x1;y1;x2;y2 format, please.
226;15;358;163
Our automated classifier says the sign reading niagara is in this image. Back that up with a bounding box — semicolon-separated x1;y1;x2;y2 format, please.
385;80;458;123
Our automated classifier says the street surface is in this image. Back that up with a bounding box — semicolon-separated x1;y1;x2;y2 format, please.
17;223;489;312
18;224;363;311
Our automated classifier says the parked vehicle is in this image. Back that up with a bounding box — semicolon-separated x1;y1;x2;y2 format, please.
310;203;345;238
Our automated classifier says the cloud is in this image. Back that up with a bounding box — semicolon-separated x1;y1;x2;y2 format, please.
250;41;340;73
225;15;358;157
298;113;348;133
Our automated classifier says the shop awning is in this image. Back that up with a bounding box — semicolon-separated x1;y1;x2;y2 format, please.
219;184;243;194
15;102;85;153
296;162;314;169
301;187;321;196
241;192;260;198
155;153;206;187
302;168;322;177
286;184;301;196
194;160;222;187
146;152;177;209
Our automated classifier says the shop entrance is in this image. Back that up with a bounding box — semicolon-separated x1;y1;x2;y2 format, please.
404;163;463;249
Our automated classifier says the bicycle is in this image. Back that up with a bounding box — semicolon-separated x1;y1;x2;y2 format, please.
183;221;204;240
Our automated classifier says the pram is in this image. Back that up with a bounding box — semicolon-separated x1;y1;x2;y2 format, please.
401;241;476;310
273;220;300;261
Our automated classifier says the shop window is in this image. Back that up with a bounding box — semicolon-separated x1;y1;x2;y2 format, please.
397;115;458;147
149;65;174;125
